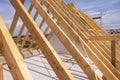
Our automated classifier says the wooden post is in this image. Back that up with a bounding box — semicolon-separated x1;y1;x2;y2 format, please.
0;64;3;80
111;40;116;67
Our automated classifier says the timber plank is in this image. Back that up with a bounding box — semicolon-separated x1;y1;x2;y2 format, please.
0;64;3;80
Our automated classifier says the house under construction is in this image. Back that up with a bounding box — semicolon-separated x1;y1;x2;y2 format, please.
0;0;120;80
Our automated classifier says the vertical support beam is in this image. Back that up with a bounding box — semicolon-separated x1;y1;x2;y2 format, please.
111;40;116;67
0;64;3;80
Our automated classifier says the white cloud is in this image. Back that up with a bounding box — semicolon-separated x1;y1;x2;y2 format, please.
102;9;120;24
102;9;120;29
82;5;95;10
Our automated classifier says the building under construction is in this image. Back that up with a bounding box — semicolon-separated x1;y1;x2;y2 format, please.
0;0;120;80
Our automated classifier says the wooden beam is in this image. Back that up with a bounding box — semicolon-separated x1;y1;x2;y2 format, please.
111;40;116;66
19;11;38;51
9;13;19;35
15;4;33;44
89;35;120;41
15;24;25;44
89;35;117;67
0;64;3;80
19;31;29;51
27;11;51;51
9;0;25;35
67;3;76;8
10;0;74;80
0;17;33;80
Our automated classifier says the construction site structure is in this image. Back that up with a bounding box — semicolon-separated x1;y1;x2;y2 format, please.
0;0;120;80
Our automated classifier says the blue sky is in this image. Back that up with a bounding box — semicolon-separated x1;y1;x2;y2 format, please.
65;0;120;12
0;0;120;30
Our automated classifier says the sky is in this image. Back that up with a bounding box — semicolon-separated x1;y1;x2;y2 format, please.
0;0;120;32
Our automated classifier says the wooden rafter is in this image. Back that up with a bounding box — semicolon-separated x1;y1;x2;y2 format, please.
89;35;120;41
0;64;3;80
0;17;33;80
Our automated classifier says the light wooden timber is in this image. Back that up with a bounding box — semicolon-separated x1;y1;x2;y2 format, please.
89;35;118;67
89;35;120;41
15;4;33;44
9;0;25;35
10;0;75;80
9;13;19;35
27;18;45;51
0;17;33;80
111;40;116;67
0;64;3;80
19;11;38;51
19;31;29;51
27;10;51;51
